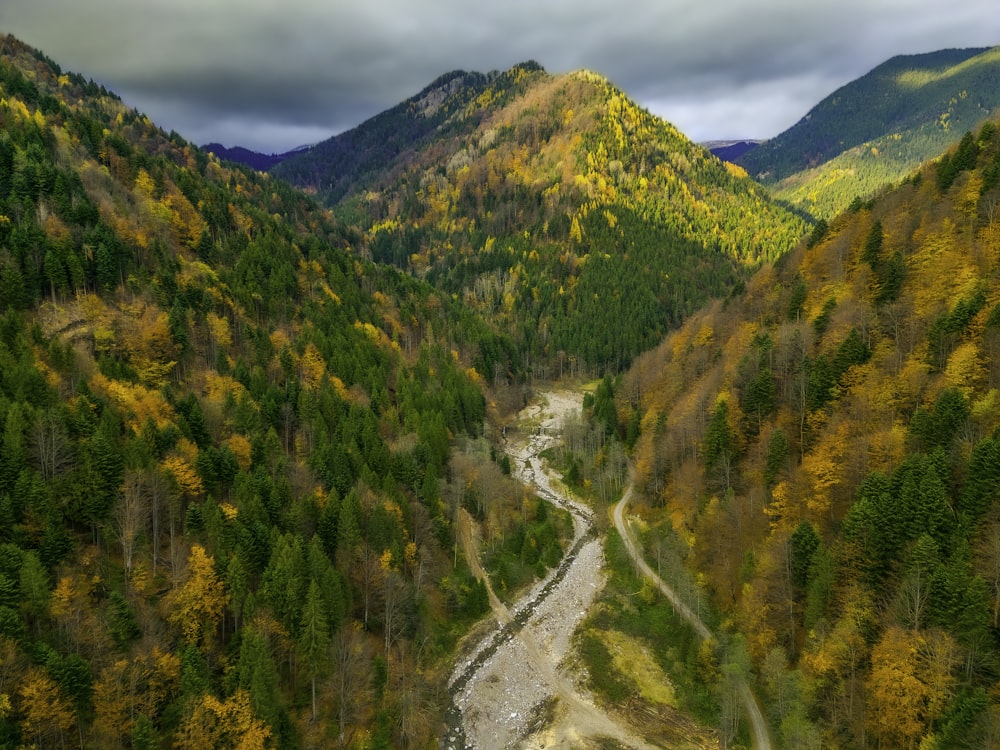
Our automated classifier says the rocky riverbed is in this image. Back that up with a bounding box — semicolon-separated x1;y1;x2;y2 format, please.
442;390;656;750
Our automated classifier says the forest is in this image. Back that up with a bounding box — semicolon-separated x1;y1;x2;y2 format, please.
739;46;1000;219
5;27;1000;750
277;63;808;372
623;117;1000;748
0;35;559;748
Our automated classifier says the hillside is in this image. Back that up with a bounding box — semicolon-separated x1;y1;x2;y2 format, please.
623;117;1000;747
276;63;809;372
273;66;504;204
706;139;760;162
0;34;565;749
737;46;1000;219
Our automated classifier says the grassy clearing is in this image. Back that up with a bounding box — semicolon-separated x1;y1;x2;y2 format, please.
573;529;720;734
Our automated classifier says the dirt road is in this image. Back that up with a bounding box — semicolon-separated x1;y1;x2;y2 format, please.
612;487;773;750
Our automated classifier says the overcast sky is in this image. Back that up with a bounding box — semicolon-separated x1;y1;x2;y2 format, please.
3;1;999;153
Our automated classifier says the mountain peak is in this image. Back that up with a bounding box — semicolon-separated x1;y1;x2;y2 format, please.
508;59;545;75
412;70;483;117
414;60;546;109
274;57;807;368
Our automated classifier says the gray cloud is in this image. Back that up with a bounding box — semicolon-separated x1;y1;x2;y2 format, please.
3;0;999;151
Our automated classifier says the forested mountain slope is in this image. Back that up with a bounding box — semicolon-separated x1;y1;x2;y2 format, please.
737;46;1000;219
624;117;1000;747
0;34;561;748
276;63;808;372
200;143;300;172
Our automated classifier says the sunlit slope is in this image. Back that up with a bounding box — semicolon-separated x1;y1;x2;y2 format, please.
626;117;1000;748
278;63;809;369
738;46;1000;218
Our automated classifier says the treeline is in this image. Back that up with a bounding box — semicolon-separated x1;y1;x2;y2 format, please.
0;35;557;749
625;119;1000;747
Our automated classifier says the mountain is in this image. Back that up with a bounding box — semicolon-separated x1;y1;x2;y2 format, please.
0;33;558;748
623;116;1000;747
275;63;809;371
200;142;304;171
738;46;1000;218
273;65;509;204
705;139;760;162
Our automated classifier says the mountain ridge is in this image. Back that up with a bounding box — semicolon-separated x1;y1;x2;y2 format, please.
200;142;307;171
275;61;809;371
737;45;1000;217
273;60;545;203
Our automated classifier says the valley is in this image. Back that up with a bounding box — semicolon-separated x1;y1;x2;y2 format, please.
446;387;773;749
613;487;770;750
3;28;1000;750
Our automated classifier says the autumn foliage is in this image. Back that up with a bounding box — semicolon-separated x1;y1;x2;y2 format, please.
624;119;1000;746
0;34;516;748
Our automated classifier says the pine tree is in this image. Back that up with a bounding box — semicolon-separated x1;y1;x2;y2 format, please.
789;522;820;592
298;580;329;722
235;627;281;736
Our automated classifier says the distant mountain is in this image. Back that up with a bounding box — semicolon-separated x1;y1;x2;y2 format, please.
273;66;509;202
201;142;304;171
738;46;1000;218
705;139;760;161
626;114;1000;748
275;63;808;370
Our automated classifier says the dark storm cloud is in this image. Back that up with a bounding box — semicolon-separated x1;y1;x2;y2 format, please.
3;0;999;151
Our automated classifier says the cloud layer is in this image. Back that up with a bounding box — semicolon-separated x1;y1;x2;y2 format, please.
4;0;999;151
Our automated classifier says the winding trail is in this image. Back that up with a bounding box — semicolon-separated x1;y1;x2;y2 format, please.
443;391;655;750
612;486;773;750
442;388;772;749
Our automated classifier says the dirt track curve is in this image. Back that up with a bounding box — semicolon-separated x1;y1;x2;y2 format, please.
612;487;773;750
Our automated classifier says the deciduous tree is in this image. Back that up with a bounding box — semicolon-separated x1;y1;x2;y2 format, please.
165;544;228;649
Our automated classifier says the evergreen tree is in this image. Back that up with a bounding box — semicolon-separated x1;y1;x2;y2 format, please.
235;627;282;736
789;522;820;592
861;219;883;267
298;580;330;722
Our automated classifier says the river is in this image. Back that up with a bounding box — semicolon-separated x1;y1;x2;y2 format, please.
442;390;655;750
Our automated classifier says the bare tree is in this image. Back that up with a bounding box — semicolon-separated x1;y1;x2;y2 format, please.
332;624;371;742
30;412;73;482
354;545;381;628
115;470;150;591
382;568;411;659
146;468;170;572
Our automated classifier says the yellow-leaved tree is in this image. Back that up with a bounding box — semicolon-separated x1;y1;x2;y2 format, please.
865;626;957;749
92;647;181;745
164;545;228;648
18;666;77;748
175;689;271;750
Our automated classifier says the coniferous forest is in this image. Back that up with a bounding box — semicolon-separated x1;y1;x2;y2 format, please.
626;120;1000;748
4;27;1000;750
0;36;538;749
